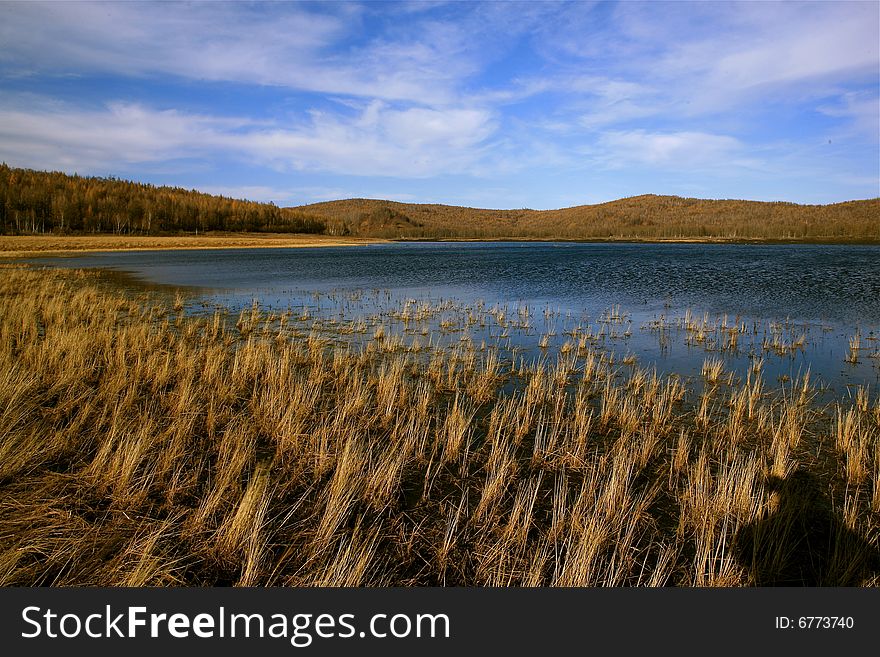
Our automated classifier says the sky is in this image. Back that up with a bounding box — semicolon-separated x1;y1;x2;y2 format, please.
0;0;877;209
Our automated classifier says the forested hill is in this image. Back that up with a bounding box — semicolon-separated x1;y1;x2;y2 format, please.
293;196;880;241
2;164;878;241
0;165;333;235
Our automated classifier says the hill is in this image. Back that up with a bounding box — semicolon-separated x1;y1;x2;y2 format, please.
292;195;880;241
0;164;329;236
1;165;877;241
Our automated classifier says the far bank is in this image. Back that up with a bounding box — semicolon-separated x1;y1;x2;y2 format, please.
0;233;388;258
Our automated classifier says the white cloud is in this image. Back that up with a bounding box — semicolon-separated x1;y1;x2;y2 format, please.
531;1;879;126
0;97;499;179
380;106;495;149
0;2;467;106
653;2;876;115
0;1;875;205
714;3;877;85
818;92;880;140
237;101;498;176
0;101;253;170
596;130;753;170
3;1;875;132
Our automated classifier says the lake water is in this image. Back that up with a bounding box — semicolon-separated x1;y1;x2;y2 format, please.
26;242;880;397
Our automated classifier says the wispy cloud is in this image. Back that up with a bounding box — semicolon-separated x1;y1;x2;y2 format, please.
0;1;876;206
0;97;499;178
241;102;498;176
530;1;878;123
0;100;249;171
0;2;468;105
595;130;753;171
818;91;880;140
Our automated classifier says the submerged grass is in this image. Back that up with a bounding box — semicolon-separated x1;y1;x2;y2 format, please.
0;265;877;586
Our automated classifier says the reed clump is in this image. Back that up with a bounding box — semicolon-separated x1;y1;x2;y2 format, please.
0;265;877;587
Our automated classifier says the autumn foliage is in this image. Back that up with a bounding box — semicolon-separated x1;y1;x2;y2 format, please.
2;164;877;241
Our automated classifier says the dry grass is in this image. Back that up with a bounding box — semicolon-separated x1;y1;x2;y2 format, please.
0;234;387;257
0;265;877;587
846;332;861;364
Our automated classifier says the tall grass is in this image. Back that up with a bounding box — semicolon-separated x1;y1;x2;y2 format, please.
0;265;877;586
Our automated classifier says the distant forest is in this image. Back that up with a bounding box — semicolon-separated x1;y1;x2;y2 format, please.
0;164;332;235
300;196;880;241
2;164;878;241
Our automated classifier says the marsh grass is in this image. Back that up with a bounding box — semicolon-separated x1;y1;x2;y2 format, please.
0;265;877;586
846;332;861;364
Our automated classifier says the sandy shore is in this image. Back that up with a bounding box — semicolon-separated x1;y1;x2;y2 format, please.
0;233;388;257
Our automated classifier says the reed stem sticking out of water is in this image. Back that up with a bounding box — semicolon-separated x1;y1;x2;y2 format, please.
0;265;877;587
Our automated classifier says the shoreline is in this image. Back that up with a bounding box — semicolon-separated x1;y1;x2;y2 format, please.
394;236;880;246
0;234;389;258
2;233;878;258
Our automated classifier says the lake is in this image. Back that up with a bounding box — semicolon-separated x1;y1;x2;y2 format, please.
27;242;880;397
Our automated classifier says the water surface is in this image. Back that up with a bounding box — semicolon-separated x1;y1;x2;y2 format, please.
27;242;880;396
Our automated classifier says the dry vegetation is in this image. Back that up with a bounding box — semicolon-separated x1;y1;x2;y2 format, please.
0;234;386;257
294;196;880;241
0;266;878;586
2;165;877;243
0;164;330;235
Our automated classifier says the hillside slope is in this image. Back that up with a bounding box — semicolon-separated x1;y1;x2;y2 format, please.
2;165;877;241
292;195;880;241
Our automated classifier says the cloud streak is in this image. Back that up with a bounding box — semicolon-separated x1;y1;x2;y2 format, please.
0;1;487;106
0;1;875;206
0;98;499;179
596;130;752;170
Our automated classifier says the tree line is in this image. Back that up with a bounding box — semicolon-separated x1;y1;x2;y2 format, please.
2;164;877;241
0;164;330;235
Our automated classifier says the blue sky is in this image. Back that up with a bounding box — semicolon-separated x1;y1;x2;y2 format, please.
0;0;877;208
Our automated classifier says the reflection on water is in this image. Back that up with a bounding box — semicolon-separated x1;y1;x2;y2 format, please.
27;242;880;395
